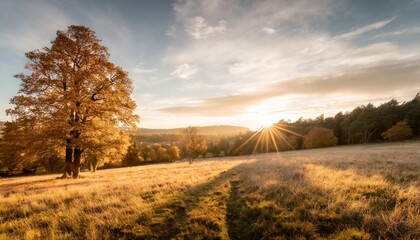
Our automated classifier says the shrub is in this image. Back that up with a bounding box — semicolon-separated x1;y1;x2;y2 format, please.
123;143;144;166
303;127;338;149
167;146;181;161
156;147;170;161
382;121;413;141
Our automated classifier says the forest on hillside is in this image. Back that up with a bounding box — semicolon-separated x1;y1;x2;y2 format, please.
1;93;419;175
134;125;249;136
134;93;420;157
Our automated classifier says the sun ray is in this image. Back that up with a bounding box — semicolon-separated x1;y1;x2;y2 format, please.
252;129;265;154
268;127;279;153
265;129;269;153
233;122;303;156
235;130;261;152
271;126;296;150
273;125;303;137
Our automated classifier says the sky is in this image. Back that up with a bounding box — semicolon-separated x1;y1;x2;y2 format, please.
1;0;420;130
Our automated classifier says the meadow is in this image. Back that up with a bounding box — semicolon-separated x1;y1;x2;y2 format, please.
0;141;419;239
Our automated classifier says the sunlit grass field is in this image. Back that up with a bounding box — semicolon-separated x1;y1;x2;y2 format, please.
1;141;419;239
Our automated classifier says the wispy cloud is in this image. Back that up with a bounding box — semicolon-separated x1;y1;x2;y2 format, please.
160;60;420;116
338;18;395;39
132;63;156;74
186;16;227;39
171;64;198;79
262;27;275;35
164;1;411;97
374;26;420;38
2;0;419;129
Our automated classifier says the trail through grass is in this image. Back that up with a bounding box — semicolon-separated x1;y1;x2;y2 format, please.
1;141;419;239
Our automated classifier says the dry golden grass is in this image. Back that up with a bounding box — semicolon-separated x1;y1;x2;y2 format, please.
1;141;419;239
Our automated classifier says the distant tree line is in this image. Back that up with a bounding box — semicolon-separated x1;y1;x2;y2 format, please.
0;126;208;176
132;93;420;158
227;93;420;155
120;140;181;167
1;94;419;176
134;134;180;145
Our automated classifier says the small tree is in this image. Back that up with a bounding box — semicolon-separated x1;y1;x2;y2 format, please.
303;127;338;149
151;143;162;155
198;137;208;158
381;121;413;141
181;127;207;163
167;146;181;161
122;140;144;166
141;146;156;161
156;147;170;161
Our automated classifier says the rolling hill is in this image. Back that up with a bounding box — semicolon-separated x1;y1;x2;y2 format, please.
0;122;249;138
134;125;250;136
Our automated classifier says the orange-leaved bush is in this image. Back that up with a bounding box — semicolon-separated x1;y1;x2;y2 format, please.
382;121;413;141
303;127;338;149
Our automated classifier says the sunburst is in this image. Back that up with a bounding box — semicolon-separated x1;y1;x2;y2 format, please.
235;122;303;155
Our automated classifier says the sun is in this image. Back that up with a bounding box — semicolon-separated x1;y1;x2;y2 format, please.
246;103;278;130
257;117;275;129
235;112;303;155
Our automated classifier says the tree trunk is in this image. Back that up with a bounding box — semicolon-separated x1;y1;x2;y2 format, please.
61;139;73;178
72;147;83;178
347;132;351;145
89;160;97;173
89;161;94;172
367;129;378;143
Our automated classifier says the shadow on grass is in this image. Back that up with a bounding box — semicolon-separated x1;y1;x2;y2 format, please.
116;162;247;239
225;160;337;240
113;159;353;239
0;179;107;198
225;158;417;240
108;156;418;239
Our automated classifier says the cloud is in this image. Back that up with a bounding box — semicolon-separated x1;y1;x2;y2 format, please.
374;26;420;38
164;1;413;97
132;63;156;74
160;60;420;116
270;60;420;95
171;63;198;79
262;27;275;35
186;16;227;39
338;18;395;39
160;93;268;116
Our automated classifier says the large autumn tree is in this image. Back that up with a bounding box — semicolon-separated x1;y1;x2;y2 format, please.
5;25;139;178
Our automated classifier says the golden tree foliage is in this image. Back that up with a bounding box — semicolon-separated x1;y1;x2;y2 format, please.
167;146;181;161
382;121;413;141
303;127;338;149
181;127;207;163
4;25;139;177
